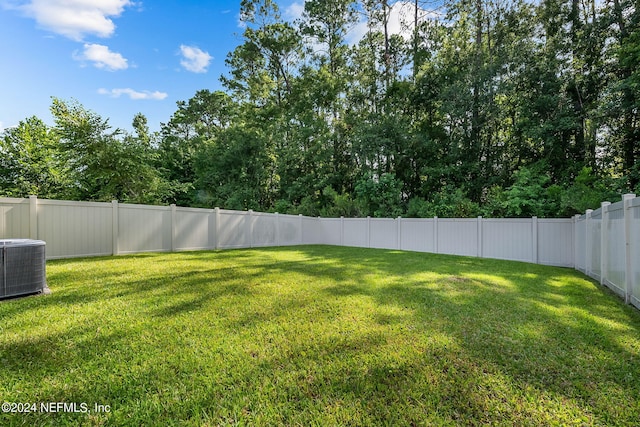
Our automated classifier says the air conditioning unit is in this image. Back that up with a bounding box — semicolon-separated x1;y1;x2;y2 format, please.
0;239;47;299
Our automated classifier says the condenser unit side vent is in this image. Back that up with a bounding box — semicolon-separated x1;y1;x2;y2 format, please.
0;239;47;299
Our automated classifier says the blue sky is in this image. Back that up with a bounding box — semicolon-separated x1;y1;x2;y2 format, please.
0;0;298;133
0;0;428;133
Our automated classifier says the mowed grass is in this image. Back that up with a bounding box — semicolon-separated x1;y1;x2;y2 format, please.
1;246;640;426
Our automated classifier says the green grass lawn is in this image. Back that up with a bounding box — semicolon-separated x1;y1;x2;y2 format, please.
1;245;639;426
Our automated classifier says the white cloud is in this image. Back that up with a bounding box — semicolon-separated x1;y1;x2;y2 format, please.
14;0;132;41
179;45;212;73
98;88;168;100
73;43;128;71
386;1;442;39
284;2;304;22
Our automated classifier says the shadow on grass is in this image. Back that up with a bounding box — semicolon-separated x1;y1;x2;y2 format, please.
267;246;640;422
1;245;639;425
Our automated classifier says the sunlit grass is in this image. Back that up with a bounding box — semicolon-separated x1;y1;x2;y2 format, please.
1;245;639;426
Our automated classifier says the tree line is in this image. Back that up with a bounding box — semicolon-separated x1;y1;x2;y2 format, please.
1;0;638;218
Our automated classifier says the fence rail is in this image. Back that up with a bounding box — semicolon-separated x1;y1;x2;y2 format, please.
1;194;638;309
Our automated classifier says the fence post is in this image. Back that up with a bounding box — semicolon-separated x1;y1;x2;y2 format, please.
170;204;177;252
249;210;254;248
340;216;344;247
477;216;483;258
434;216;439;254
585;209;593;276
572;215;580;269
28;195;38;240
299;214;304;245
367;216;371;248
397;216;402;250
275;213;280;247
623;194;636;304
112;200;119;255
207;209;215;250
532;216;538;264
600;202;611;286
214;207;220;250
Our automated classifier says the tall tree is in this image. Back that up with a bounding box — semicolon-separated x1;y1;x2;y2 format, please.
0;116;68;198
158;90;234;205
51;98;166;203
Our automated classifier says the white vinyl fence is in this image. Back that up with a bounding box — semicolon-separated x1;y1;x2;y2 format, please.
1;194;638;308
316;216;574;266
0;197;317;259
573;194;640;309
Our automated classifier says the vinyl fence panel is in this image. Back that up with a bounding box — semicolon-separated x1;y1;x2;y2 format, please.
302;216;323;245
278;214;303;246
118;204;172;254
370;218;398;249
631;198;640;309
37;199;113;259
343;218;368;248
251;212;278;247
218;210;250;249
588;209;603;281
604;202;626;296
482;219;534;263
537;219;574;267
175;207;214;251
399;218;435;253
437;219;478;257
320;218;342;246
0;198;30;239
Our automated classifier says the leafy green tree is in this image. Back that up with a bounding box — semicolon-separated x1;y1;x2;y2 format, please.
0;116;68;198
355;172;404;217
601;0;640;190
158;90;235;205
193;108;277;210
560;167;620;215
50;98;167;203
502;163;560;217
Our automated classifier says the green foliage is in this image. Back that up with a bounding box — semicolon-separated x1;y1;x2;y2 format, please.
355;173;403;218
502;164;558;217
193;112;277;210
560;167;621;215
0;116;69;198
50;98;169;204
407;187;481;218
319;186;362;217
